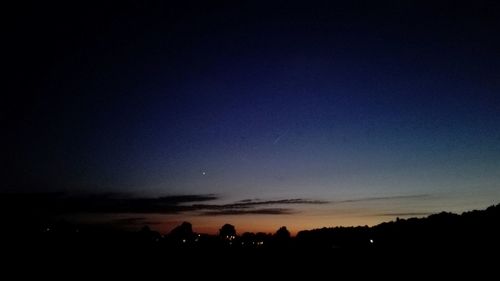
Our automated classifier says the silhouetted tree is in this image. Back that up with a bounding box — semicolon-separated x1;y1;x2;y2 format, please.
169;221;194;244
274;226;290;240
219;224;236;240
254;232;270;247
272;226;291;248
141;225;151;233
138;225;161;244
240;232;255;247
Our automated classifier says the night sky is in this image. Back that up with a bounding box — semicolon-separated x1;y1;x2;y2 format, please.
4;1;500;234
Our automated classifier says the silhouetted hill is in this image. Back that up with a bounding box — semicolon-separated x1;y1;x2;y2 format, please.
2;204;499;278
2;203;499;257
296;204;500;250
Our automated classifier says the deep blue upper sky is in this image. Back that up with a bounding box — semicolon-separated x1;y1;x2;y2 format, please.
4;1;500;232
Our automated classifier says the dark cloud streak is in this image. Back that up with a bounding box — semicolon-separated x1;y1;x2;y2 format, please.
109;217;161;226
200;208;294;216
193;199;328;210
376;212;432;217
336;194;430;204
0;192;218;215
0;193;324;217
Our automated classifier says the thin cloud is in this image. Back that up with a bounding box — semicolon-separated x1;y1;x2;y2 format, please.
376;212;432;217
0;192;219;215
153;194;218;204
194;198;329;210
0;192;324;216
336;194;430;204
200;208;294;216
235;198;329;205
109;217;161;226
237;199;254;203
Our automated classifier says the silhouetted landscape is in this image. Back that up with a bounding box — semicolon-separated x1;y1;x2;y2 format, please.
3;203;499;254
5;1;500;274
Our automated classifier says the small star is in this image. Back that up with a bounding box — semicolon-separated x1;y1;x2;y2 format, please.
202;171;206;176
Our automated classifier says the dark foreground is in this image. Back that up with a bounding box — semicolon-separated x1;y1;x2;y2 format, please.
2;204;499;277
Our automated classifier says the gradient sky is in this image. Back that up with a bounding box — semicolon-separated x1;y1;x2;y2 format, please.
4;1;500;234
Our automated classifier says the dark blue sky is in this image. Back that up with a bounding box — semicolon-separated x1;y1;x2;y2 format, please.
4;1;500;233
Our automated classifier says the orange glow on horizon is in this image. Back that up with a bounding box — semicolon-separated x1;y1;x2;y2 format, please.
151;214;402;236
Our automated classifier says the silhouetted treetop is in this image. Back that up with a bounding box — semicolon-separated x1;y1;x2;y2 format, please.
169;221;194;241
275;226;290;239
219;224;236;239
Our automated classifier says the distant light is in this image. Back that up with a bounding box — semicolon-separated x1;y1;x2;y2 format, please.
370;239;374;244
182;239;186;243
46;228;50;232
202;172;206;175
